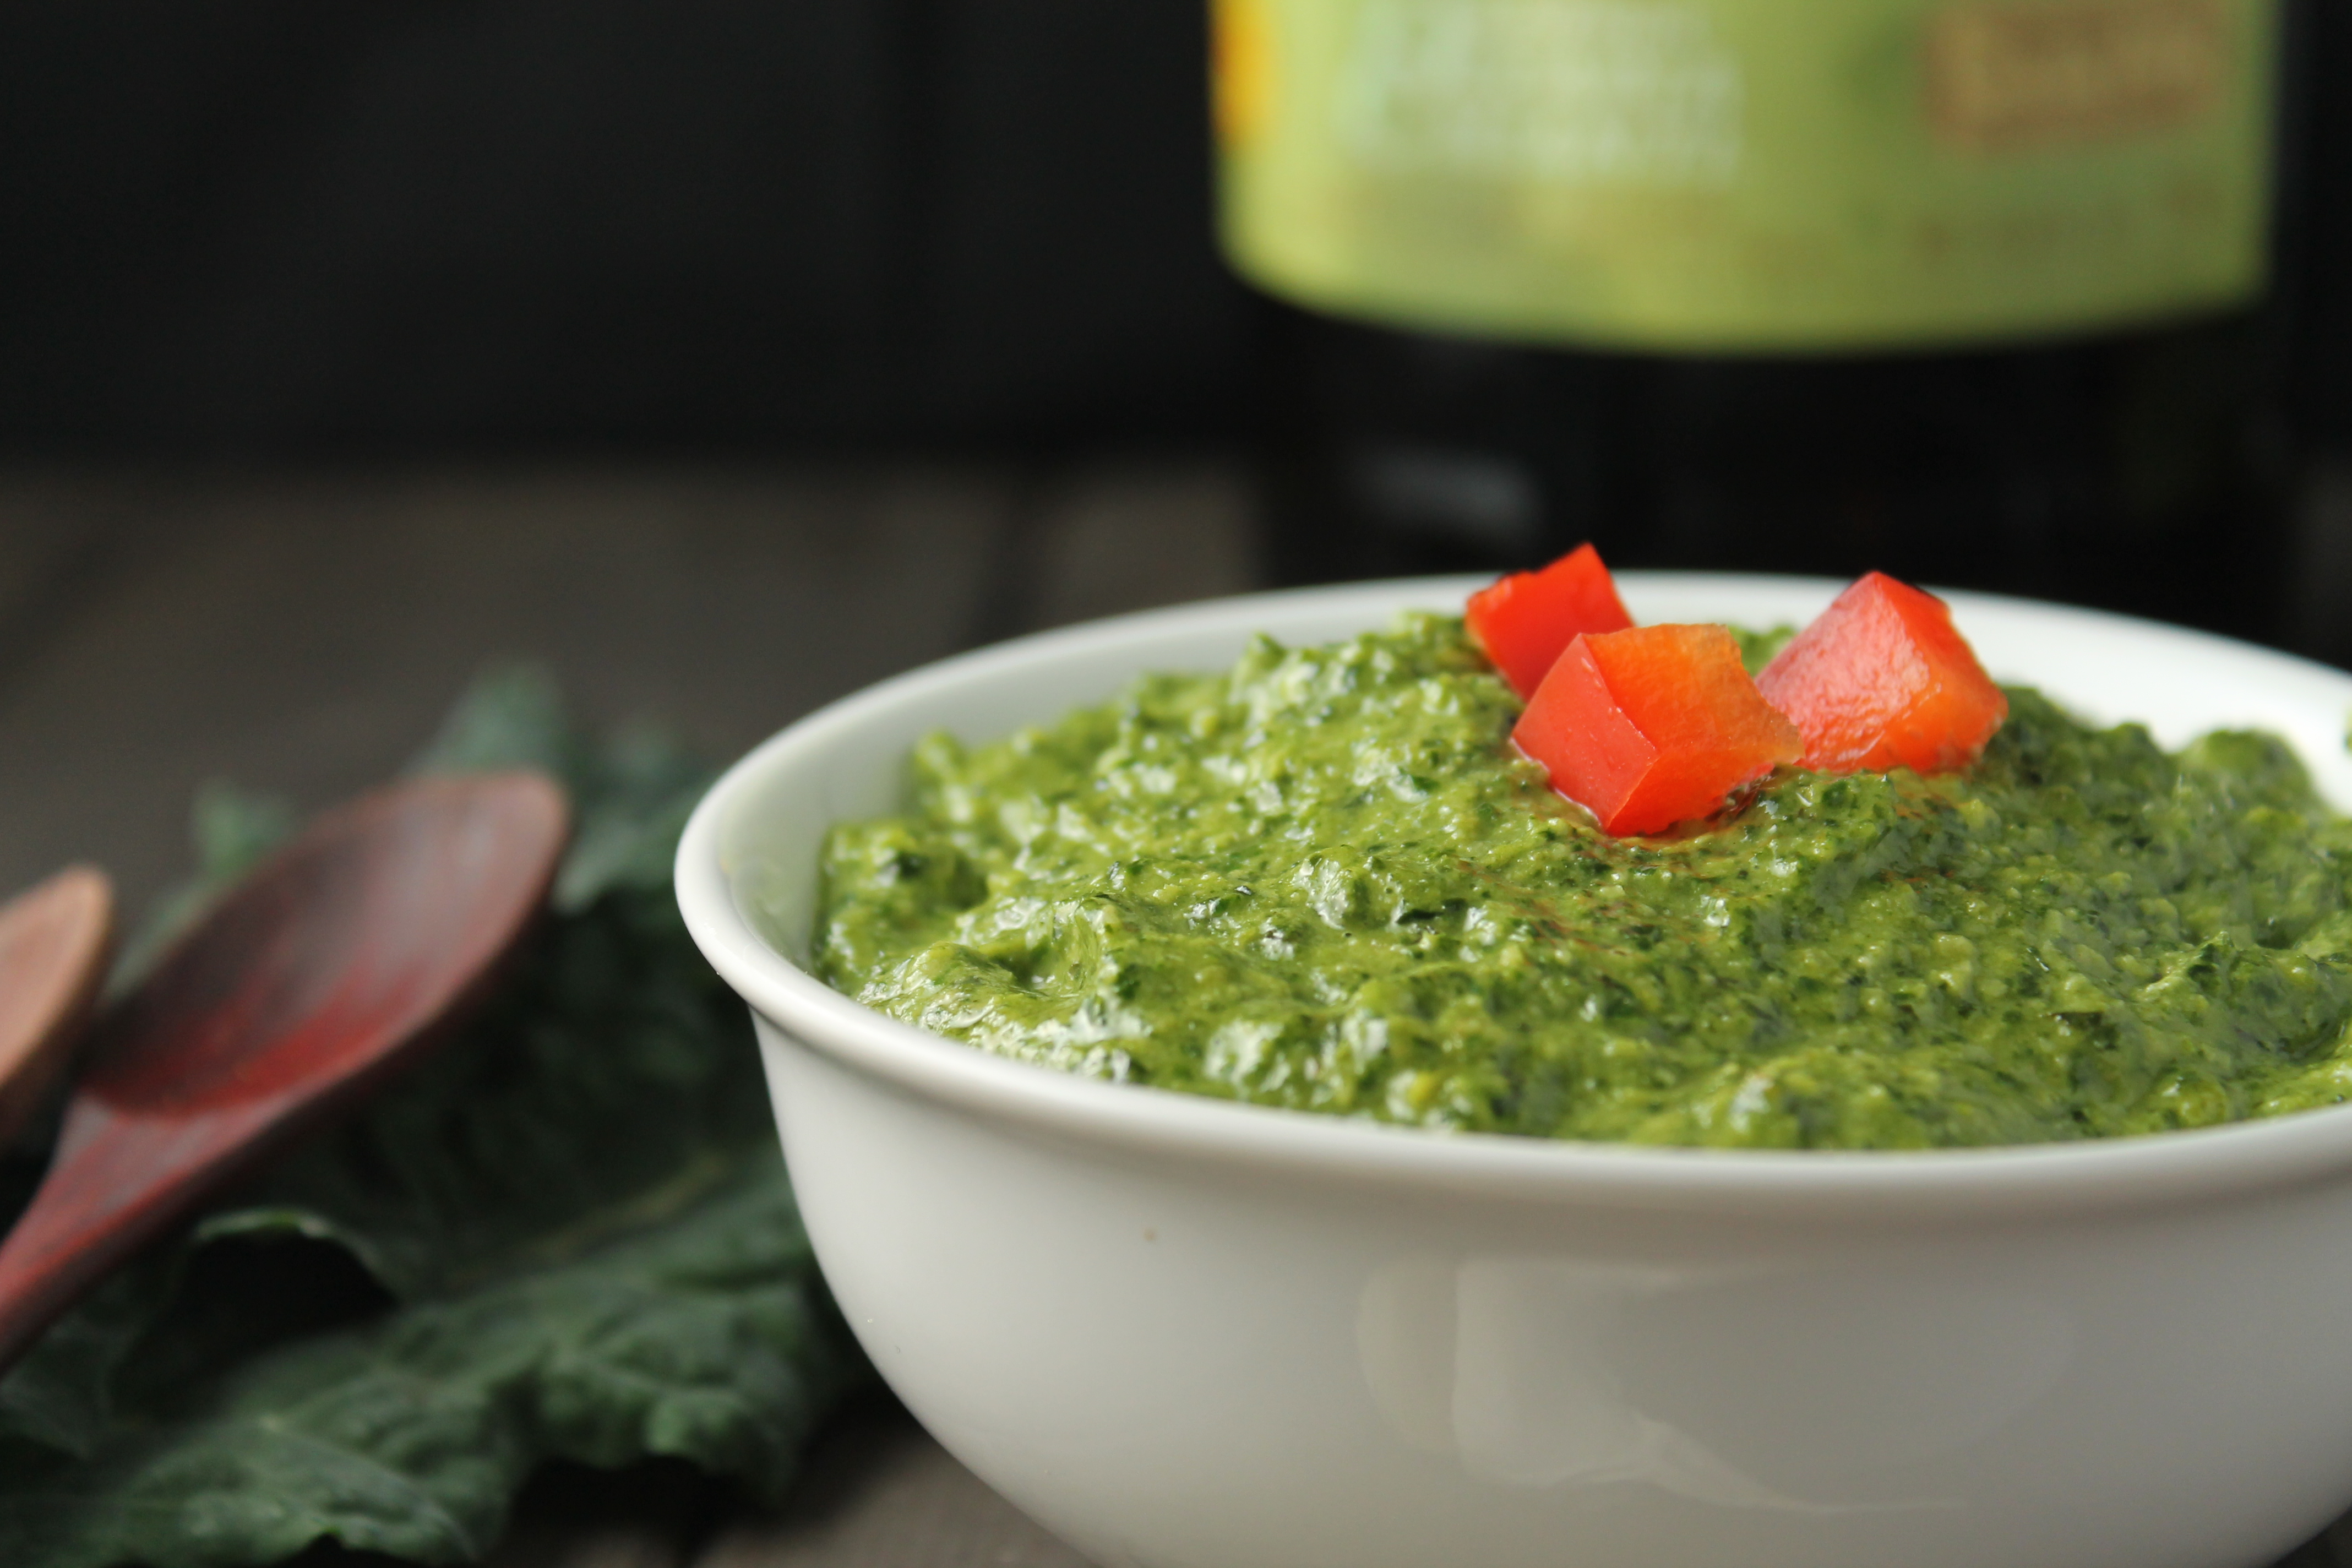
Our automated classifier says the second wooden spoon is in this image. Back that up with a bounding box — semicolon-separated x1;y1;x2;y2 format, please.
0;865;115;1149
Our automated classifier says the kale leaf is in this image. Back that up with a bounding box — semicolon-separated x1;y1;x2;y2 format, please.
0;668;867;1566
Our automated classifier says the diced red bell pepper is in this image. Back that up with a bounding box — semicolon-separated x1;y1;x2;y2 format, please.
1512;625;1803;836
1756;571;2008;774
1467;543;1635;698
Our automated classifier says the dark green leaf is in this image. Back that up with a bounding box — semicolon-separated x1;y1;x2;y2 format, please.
0;1162;859;1568
0;668;868;1566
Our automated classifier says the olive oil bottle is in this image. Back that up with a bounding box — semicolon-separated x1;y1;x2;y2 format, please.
1219;0;2297;639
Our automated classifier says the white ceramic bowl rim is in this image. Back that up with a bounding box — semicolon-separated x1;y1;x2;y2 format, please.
678;575;2352;1221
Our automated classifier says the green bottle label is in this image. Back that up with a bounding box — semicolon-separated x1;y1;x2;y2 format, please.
1213;0;2278;349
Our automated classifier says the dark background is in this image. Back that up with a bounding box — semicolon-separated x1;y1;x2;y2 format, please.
5;0;2351;546
4;0;2349;459
0;0;1248;455
2286;0;2352;455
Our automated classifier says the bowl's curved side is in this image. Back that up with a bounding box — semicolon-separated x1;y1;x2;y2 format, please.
755;1007;2352;1568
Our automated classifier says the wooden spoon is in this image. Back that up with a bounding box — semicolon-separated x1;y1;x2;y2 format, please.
0;865;115;1150
0;771;568;1374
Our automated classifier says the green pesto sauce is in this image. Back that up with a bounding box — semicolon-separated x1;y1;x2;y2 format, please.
813;614;2352;1149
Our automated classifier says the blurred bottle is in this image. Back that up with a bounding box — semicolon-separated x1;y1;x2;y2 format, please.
1217;0;2297;638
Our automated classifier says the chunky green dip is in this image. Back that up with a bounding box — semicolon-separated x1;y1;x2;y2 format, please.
814;614;2352;1149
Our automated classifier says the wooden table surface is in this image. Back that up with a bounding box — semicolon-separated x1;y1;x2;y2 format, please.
1;458;2348;1568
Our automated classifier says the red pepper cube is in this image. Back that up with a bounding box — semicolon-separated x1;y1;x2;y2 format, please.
1513;624;1803;836
1467;543;1635;698
1757;572;2008;774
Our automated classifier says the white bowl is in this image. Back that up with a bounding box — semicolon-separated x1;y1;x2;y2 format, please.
677;575;2352;1568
